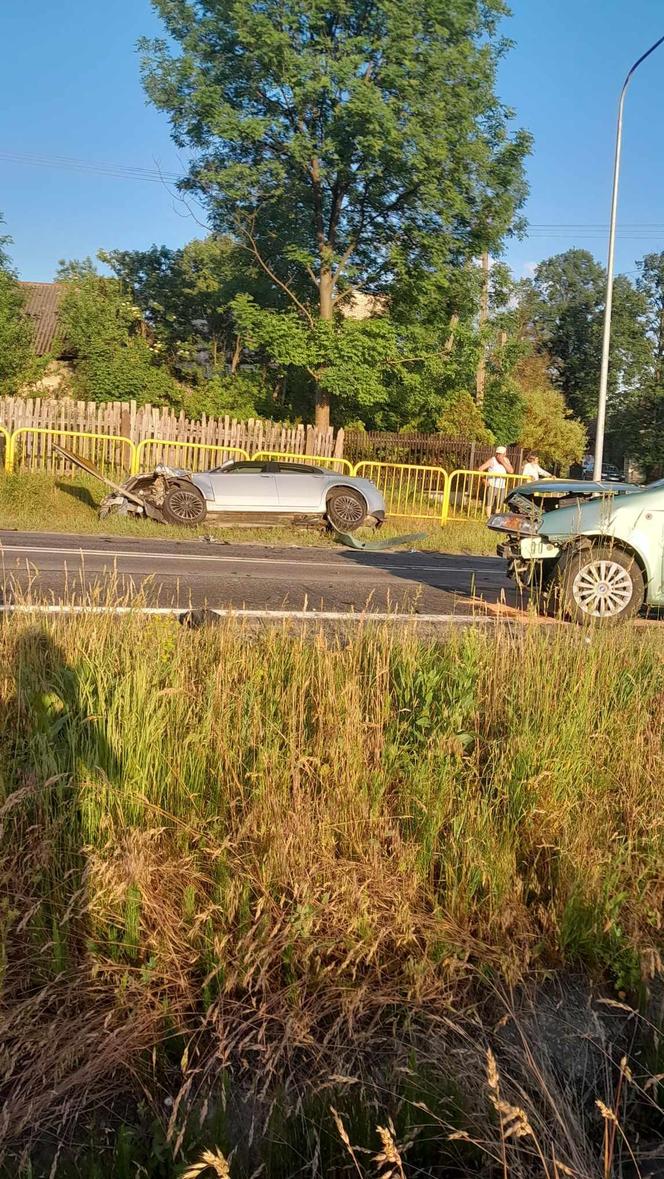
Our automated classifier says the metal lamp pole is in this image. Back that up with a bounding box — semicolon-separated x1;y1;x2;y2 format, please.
594;33;664;482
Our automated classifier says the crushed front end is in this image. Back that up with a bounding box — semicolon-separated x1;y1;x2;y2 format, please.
488;505;561;589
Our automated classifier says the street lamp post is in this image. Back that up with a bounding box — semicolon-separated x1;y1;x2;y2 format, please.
594;33;664;483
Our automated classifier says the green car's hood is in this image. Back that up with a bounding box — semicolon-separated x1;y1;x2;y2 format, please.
538;481;664;543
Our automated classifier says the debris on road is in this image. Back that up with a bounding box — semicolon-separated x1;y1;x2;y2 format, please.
332;529;427;551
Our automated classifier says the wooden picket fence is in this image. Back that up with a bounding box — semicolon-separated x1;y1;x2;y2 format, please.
0;397;343;472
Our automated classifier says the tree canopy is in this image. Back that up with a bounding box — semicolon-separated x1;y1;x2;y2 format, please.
517;249;651;422
56;261;181;405
0;216;38;393
140;0;531;426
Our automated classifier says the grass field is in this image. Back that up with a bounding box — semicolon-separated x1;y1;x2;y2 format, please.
0;471;499;555
2;611;664;1175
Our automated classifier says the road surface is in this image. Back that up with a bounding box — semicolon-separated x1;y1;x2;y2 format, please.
0;531;519;619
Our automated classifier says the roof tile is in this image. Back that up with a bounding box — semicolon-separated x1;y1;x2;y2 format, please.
19;282;64;355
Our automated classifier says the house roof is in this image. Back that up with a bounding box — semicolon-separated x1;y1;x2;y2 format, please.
19;282;64;355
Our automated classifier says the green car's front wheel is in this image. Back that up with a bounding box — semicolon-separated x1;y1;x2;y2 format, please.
556;545;645;625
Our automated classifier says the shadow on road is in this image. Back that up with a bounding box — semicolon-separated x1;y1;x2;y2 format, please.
333;546;525;614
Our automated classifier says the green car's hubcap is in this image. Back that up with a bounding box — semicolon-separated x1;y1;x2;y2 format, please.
572;559;633;618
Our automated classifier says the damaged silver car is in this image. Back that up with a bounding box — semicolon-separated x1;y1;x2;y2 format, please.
55;446;386;532
486;476;664;624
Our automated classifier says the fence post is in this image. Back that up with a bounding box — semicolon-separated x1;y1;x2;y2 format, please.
334;426;345;461
440;470;451;525
0;427;10;473
6;431;15;474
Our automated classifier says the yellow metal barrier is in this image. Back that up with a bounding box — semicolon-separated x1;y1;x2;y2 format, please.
353;461;449;520
8;428;135;477
253;450;354;474
0;424;542;533
133;439;250;475
444;468;529;522
0;425;10;471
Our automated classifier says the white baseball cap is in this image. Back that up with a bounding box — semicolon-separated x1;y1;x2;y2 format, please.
496;445;507;454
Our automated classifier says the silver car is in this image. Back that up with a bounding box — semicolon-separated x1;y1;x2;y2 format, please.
85;453;386;532
188;459;385;531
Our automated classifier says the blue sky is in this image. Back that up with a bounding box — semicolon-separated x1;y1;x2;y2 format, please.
1;0;663;282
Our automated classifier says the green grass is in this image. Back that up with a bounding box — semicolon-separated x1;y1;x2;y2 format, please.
2;613;664;1174
0;471;498;555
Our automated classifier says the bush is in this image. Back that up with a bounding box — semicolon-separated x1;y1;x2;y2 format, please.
178;372;273;419
75;340;182;405
483;377;525;445
436;390;494;444
0;270;39;392
515;354;587;471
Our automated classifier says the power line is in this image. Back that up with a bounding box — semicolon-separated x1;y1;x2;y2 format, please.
0;152;663;242
0;150;182;184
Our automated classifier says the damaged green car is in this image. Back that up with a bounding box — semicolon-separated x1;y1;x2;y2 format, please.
487;477;664;624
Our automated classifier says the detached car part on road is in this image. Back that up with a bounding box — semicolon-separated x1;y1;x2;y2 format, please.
54;447;386;533
487;477;664;624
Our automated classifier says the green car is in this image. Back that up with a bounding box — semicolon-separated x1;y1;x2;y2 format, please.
488;477;662;624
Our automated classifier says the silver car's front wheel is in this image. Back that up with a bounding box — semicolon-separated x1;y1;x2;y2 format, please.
326;488;367;532
558;546;644;625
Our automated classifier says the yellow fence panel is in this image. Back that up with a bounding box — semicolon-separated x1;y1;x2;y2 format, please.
253;450;354;474
133;439;250;475
445;469;530;522
0;425;10;471
8;428;135;477
353;461;449;520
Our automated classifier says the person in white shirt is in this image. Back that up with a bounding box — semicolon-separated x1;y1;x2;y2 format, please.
522;452;552;480
478;445;514;513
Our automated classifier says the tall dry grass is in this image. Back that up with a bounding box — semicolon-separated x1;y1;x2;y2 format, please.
1;609;664;1174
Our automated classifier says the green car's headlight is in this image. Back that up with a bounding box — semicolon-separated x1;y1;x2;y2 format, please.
488;513;540;536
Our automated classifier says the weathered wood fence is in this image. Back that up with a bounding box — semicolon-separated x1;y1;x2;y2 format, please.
0;397;343;472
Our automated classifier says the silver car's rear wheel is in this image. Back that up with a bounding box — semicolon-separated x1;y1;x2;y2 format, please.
558;546;644;625
326;488;367;532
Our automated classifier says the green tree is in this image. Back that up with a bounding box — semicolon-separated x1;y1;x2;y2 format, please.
636;252;664;382
0;217;37;392
56;263;181;405
515;354;586;472
140;0;530;427
436;390;494;444
619;252;664;476
520;249;651;421
101;237;277;379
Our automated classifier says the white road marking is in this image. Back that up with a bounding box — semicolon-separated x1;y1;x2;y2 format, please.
0;542;496;576
0;604;495;623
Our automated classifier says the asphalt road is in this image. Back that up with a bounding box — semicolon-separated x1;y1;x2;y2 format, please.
0;531;518;619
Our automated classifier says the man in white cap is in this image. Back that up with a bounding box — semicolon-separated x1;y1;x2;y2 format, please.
478;445;514;514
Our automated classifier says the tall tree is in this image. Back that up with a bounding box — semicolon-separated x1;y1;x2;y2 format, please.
0;216;37;393
101;237;278;378
514;354;586;471
140;0;530;427
618;251;664;477
55;262;181;405
520;249;651;422
636;252;664;383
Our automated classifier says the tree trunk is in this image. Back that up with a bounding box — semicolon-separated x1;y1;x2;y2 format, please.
230;335;242;375
315;266;333;431
445;312;459;353
475;251;490;407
